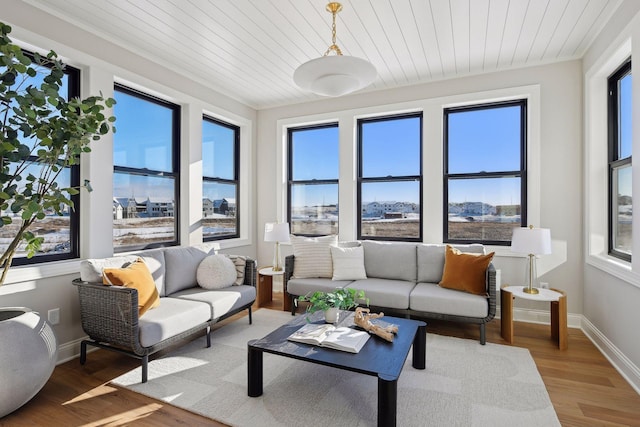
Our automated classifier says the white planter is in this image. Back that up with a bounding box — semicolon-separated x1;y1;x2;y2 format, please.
324;307;340;323
0;307;57;418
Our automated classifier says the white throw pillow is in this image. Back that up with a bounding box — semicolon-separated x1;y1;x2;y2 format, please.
291;234;337;279
330;246;367;281
197;255;238;289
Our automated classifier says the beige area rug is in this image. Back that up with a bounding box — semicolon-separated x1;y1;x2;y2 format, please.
112;309;560;426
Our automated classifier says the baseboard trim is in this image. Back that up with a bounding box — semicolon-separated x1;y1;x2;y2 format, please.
56;335;95;365
581;317;640;395
495;306;582;329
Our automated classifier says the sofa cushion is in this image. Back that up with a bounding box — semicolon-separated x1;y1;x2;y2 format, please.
346;278;415;309
361;241;417;282
417;243;485;283
138;297;211;348
439;245;494;295
291;234;337;278
197;255;238;289
410;282;488;318
164;246;210;295
171;285;256;320
102;258;160;316
330;246;367;281
287;278;351;297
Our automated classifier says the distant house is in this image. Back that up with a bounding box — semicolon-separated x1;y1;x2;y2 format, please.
146;197;174;217
362;201;419;217
113;197;138;219
212;198;236;216
203;198;214;217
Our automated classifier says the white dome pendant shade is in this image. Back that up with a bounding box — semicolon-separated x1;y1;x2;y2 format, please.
293;3;376;97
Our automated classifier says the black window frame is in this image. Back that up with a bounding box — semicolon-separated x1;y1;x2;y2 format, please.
202;114;240;241
357;112;424;242
443;99;528;246
287;122;340;237
113;83;181;252
9;52;81;266
608;58;632;262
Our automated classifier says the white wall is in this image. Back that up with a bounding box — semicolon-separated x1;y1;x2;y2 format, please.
0;0;257;362
257;60;584;319
582;1;640;393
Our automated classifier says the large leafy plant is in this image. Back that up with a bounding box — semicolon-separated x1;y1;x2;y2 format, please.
297;288;368;315
0;22;115;285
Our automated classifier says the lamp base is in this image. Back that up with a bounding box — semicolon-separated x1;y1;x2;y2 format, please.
522;287;539;295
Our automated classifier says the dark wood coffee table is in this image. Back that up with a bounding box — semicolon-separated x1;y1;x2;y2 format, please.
247;311;426;427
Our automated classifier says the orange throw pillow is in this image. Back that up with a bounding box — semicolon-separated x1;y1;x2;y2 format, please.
439;245;494;296
103;258;160;316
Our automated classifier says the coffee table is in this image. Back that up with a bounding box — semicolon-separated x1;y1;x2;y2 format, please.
247;311;426;427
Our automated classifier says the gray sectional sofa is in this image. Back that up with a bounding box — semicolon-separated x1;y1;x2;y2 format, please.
285;241;496;344
73;245;256;382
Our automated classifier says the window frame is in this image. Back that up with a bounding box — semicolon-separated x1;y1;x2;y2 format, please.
287;122;340;237
202;114;240;241
357;112;424;242
112;83;181;252
443;99;528;246
607;58;632;262
8;54;81;266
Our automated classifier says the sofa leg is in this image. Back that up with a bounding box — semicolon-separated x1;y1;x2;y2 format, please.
206;325;211;348
141;355;149;383
80;340;88;365
248;307;253;325
480;324;486;345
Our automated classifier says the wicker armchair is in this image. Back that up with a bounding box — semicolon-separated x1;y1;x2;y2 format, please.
73;257;257;383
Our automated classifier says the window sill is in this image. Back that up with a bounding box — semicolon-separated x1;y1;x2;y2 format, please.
0;259;82;294
586;253;640;289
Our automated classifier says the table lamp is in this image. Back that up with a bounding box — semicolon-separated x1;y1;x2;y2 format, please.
511;225;552;294
264;222;290;272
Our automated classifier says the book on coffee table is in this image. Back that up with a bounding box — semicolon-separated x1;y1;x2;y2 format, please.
287;323;371;353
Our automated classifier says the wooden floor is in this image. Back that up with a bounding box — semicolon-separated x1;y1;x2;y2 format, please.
3;294;640;426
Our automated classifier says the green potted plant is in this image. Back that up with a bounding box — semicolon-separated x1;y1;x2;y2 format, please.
0;22;115;417
297;288;368;323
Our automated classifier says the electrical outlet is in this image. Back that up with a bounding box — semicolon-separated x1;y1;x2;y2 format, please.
539;282;549;289
48;308;60;325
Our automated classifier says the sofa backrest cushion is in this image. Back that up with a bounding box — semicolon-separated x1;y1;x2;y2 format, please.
361;240;417;282
164;246;209;295
417;243;485;283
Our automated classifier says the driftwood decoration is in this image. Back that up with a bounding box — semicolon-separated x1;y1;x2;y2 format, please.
354;307;399;342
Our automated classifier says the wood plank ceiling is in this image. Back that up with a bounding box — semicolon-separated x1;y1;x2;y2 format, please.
23;0;622;109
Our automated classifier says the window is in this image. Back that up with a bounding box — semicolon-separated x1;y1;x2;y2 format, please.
287;124;339;236
444;100;527;245
202;116;239;240
112;85;180;252
0;52;80;265
608;58;632;261
358;113;422;241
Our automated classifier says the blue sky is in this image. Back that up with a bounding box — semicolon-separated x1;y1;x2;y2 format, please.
292;105;524;207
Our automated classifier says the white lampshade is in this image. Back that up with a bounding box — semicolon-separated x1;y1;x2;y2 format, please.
293;55;377;97
511;227;552;255
264;222;290;243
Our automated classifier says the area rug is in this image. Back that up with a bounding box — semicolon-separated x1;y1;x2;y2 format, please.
112;309;560;426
